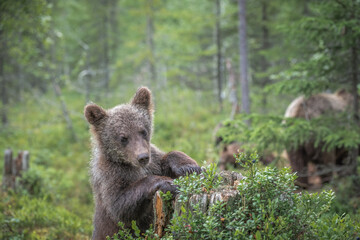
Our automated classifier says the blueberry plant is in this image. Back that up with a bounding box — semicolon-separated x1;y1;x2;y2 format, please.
110;153;359;239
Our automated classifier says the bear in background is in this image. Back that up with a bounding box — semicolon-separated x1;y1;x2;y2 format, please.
84;87;201;240
217;142;275;170
214;123;275;170
284;89;356;187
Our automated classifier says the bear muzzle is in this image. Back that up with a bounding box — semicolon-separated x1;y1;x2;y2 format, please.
137;153;150;166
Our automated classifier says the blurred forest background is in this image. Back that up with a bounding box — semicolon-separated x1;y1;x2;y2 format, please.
0;0;359;239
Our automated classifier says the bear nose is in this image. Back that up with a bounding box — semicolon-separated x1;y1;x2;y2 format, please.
137;153;149;165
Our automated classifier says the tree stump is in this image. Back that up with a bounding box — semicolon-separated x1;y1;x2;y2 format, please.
153;171;244;237
3;149;13;189
153;191;173;237
2;149;30;190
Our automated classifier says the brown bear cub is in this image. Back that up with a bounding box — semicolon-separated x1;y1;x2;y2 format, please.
84;87;201;240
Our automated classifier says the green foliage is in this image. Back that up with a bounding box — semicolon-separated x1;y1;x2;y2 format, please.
0;92;95;239
270;0;360;97
0;192;91;239
18;168;45;197
330;175;360;215
217;112;360;154
163;153;359;239
307;213;358;240
107;222;160;240
0;0;52;96
173;163;222;203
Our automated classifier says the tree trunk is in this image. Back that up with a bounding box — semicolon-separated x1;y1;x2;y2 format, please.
349;0;359;178
85;51;91;104
146;0;157;87
238;0;250;116
52;80;78;142
2;149;13;189
50;35;78;142
260;0;270;113
215;0;223;112
0;29;8;126
226;59;240;119
102;0;110;97
350;37;359;177
347;0;359;193
303;0;310;16
351;34;359;122
109;0;118;63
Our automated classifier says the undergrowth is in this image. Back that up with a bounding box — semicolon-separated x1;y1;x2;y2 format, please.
110;152;360;239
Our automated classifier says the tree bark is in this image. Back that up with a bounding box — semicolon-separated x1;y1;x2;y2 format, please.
226;59;240;119
2;149;13;189
0;29;8;126
146;0;157;87
350;35;359;176
260;0;270;113
215;0;223;112
350;0;359;177
109;0;118;63
351;31;359;121
238;0;250;116
102;0;110;97
85;51;91;104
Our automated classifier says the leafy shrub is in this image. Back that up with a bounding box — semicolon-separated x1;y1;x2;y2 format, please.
16;168;44;197
111;152;359;239
174;163;221;203
0;193;92;239
216;113;360;155
307;213;359;240
106;222;160;240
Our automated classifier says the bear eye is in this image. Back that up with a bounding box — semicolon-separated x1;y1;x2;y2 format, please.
140;130;148;139
119;136;129;145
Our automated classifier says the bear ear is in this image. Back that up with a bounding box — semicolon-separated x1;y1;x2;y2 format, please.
223;146;228;152
335;88;348;97
131;87;153;114
84;104;108;126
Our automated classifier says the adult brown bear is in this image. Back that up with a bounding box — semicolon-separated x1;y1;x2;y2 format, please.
284;89;355;187
84;87;201;239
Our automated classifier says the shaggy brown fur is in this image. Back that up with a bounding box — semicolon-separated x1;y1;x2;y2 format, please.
85;87;201;240
284;89;354;187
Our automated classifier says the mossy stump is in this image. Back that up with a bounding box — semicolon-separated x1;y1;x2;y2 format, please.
153;171;244;237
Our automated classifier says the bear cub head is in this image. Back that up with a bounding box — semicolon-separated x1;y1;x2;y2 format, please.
84;87;154;167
